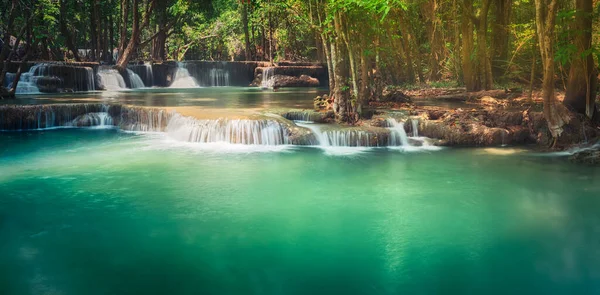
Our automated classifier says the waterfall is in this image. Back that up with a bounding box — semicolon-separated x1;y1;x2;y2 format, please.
0;104;112;130
85;67;96;91
97;68;126;90
170;62;199;88
166;115;289;145
6;65;45;94
208;68;230;86
143;62;154;86
119;107;171;132
296;122;378;147
127;69;145;88
411;118;419;137
386;118;409;146
71;112;114;127
261;67;275;88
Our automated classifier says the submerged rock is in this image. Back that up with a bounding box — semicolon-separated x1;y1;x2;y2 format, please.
281;110;334;123
569;146;600;164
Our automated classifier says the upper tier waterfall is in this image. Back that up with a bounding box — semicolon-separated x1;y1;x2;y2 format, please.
170;63;200;88
97;68;126;90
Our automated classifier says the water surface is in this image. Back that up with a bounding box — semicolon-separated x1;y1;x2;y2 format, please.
1;129;599;295
2;87;329;110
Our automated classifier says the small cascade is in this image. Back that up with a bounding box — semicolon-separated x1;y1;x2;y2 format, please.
411;118;419;137
166;115;289;145
127;69;145;88
296;122;378;147
119;107;171;132
97;68;126;90
261;67;275;88
387;118;409;146
84;67;96;91
170;62;199;88
0;104;112;130
208;68;230;86
71;112;114;127
143;63;154;86
7;65;45;94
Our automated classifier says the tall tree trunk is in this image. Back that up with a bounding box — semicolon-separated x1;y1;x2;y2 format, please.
94;0;102;61
339;13;359;100
453;0;463;83
476;0;493;90
59;0;81;61
564;0;596;118
426;0;443;81
461;0;478;91
332;12;355;123
491;0;512;81
151;0;167;61
241;2;251;61
119;0;129;56
109;0;115;63
116;0;154;70
535;0;570;139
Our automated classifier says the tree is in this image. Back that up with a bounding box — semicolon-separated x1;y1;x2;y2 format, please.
534;0;571;140
115;0;155;70
564;0;596;118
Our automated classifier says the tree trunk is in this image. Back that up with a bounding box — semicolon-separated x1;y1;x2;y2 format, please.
461;0;478;91
119;0;129;56
59;0;81;61
426;0;443;81
241;2;251;61
453;0;463;83
564;0;596;118
109;0;115;63
339;13;358;100
332;12;355;123
491;0;512;81
116;0;154;70
476;0;493;90
535;0;570;139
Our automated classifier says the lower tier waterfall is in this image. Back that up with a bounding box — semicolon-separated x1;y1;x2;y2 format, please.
167;115;289;145
0;104;437;149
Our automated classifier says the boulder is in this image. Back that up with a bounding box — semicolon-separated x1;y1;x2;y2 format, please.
36;76;63;93
271;74;320;87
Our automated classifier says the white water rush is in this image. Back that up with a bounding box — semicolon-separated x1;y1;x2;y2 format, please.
170;62;200;88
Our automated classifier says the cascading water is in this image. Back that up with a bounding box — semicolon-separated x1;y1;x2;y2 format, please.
170;62;199;88
411;118;419;137
7;64;46;94
166;115;289;145
127;69;145;88
144;63;154;86
84;67;96;91
71;112;114;127
97;68;126;90
208;68;230;87
296;122;377;147
386;118;409;146
261;67;275;88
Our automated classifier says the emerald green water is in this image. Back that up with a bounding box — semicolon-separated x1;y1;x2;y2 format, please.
1;129;600;294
